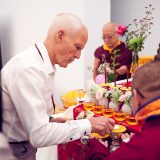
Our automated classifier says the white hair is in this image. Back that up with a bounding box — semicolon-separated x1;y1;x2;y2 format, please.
47;12;87;37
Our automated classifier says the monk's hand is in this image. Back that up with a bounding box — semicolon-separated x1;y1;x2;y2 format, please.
117;65;128;75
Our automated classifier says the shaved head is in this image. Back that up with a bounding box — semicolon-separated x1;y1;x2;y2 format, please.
102;22;119;49
102;22;117;34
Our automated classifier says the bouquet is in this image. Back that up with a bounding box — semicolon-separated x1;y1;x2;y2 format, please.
86;80;108;104
110;88;123;102
117;4;154;72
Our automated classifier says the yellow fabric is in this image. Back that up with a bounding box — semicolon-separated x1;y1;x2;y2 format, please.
130;56;154;75
135;98;160;123
138;56;154;66
61;89;86;108
103;40;121;53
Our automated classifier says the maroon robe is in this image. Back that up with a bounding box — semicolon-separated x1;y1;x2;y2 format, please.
105;117;160;160
94;42;132;80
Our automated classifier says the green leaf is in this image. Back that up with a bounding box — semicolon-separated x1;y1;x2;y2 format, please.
108;74;114;83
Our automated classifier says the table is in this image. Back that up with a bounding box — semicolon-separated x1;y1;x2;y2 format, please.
58;118;141;160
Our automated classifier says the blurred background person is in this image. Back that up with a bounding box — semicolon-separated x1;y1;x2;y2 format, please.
93;22;132;82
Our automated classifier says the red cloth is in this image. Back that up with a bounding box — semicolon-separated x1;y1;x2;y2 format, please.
73;104;85;120
58;140;87;160
58;139;110;160
120;81;132;87
114;118;141;133
59;104;142;160
86;138;110;160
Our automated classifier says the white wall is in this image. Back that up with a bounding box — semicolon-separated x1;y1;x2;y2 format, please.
111;0;160;56
0;0;85;105
84;0;111;84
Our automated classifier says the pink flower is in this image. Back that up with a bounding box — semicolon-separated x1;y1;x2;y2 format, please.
95;74;105;84
117;24;127;36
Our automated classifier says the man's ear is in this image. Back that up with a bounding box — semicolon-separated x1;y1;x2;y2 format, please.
56;29;64;42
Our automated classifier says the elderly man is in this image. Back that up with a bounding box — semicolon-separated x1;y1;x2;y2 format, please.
93;22;132;82
1;13;115;160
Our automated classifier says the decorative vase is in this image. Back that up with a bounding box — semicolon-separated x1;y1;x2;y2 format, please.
121;102;132;115
85;95;97;104
98;97;108;107
131;63;138;77
109;100;119;111
131;52;139;76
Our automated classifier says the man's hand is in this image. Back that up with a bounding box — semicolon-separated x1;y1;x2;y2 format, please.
117;65;128;75
89;116;115;136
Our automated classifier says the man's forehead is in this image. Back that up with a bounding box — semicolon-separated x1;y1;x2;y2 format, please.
103;28;116;35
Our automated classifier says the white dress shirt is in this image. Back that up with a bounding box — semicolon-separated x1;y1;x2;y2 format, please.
1;42;91;148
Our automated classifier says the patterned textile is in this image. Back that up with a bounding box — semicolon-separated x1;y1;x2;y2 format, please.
136;97;160;124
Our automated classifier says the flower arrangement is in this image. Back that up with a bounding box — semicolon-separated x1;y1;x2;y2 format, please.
118;91;133;114
98;62;113;75
95;87;108;100
110;88;123;102
117;4;154;72
86;80;108;103
97;49;121;83
97;62;114;83
118;91;132;104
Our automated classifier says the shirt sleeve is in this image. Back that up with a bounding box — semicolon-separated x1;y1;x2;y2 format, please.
30;119;91;148
9;67;91;148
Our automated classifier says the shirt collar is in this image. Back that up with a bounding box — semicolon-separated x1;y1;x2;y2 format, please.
35;42;56;75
